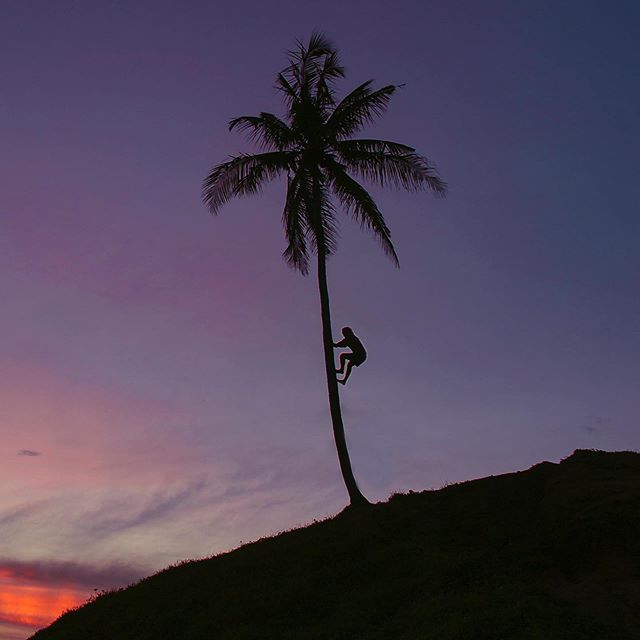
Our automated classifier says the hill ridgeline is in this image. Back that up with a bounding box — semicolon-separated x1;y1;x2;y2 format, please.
32;449;640;639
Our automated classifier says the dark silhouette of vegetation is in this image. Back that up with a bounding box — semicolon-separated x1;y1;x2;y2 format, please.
32;450;640;639
201;33;446;507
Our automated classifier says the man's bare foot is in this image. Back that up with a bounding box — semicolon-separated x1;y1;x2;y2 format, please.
337;377;346;385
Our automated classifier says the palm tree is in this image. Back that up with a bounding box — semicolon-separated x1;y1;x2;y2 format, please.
202;33;446;507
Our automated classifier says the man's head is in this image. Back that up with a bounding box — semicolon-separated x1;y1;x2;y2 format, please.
342;326;353;337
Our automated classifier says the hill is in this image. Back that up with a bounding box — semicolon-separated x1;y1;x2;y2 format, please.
31;449;640;639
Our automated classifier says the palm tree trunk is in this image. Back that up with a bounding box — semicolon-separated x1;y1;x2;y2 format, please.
316;248;370;507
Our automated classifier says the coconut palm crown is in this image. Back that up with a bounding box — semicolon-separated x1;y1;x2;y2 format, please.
203;33;446;506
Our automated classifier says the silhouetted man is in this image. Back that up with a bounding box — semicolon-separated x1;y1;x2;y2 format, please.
334;326;367;385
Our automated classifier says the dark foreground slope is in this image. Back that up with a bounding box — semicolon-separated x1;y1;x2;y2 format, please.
32;450;640;640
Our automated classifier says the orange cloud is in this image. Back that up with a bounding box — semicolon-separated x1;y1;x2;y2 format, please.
0;559;140;634
0;581;84;629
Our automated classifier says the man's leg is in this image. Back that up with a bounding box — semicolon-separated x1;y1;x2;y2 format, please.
338;361;353;385
336;352;349;375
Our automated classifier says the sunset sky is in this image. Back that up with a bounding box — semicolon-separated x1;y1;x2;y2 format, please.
2;1;639;637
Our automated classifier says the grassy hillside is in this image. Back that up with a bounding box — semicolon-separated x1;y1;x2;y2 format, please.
32;450;640;639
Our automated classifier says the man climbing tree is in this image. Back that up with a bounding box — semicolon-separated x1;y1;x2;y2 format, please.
334;327;367;385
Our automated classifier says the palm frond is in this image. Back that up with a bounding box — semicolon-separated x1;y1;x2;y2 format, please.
336;139;448;194
337;138;415;154
315;49;344;113
327;82;398;139
280;32;342;111
324;160;399;266
287;32;336;83
202;152;292;215
317;48;345;82
306;180;339;258
305;31;336;58
282;169;311;274
229;113;296;151
275;72;300;108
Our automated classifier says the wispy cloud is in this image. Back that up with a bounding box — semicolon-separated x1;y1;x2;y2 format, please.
0;501;46;528
16;449;41;457
81;478;208;537
0;558;143;591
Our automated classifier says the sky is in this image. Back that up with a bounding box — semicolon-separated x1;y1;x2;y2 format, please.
1;0;639;636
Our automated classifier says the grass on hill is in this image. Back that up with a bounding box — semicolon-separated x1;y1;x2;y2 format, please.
32;449;640;640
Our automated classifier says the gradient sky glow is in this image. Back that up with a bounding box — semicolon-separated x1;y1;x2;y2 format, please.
2;1;640;637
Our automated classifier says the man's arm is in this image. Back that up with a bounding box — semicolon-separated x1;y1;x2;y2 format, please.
333;338;348;348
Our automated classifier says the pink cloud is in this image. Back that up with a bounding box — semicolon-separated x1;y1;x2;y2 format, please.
0;558;141;633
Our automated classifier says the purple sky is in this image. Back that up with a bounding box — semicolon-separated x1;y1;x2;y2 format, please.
1;1;639;636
